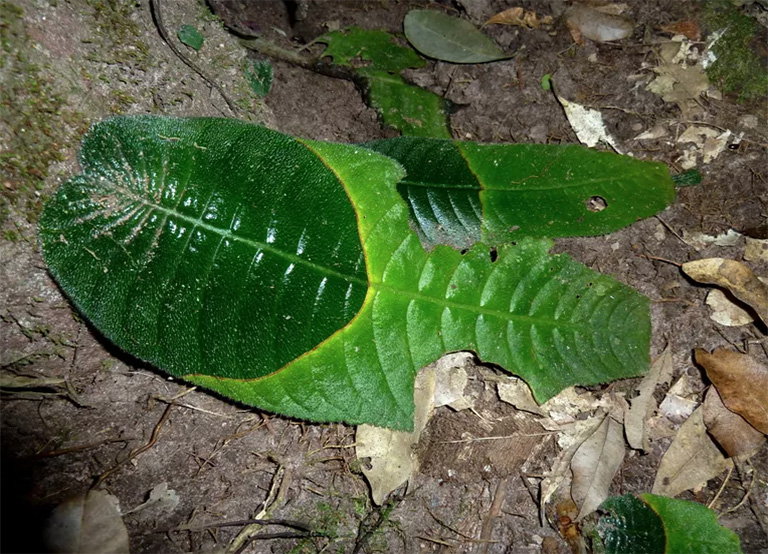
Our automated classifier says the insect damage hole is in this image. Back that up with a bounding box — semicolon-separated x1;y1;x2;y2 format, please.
586;195;608;212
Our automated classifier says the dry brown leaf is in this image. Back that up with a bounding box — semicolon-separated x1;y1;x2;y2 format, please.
625;347;674;451
486;7;553;29
660;20;701;41
44;490;129;554
695;348;768;434
682;258;768;325
652;406;732;497
703;387;766;458
570;415;625;520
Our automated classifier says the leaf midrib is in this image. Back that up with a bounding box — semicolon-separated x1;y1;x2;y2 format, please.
105;183;370;287
101;184;622;334
399;170;649;192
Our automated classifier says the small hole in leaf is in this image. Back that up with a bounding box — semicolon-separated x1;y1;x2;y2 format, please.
460;248;468;255
489;247;498;262
586;196;607;212
360;456;372;471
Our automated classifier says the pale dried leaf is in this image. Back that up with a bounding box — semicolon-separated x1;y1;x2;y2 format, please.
564;5;633;43
44;490;129;554
683;258;768;324
652;406;732;497
555;95;621;152
695;348;768;434
356;367;436;505
571;416;625;520
703;387;766;458
432;352;473;410
541;416;605;510
745;238;768;263
0;374;66;389
123;482;180;521
681;229;742;251
707;289;755;327
625;347;674;451
498;378;546;416
486;7;553;29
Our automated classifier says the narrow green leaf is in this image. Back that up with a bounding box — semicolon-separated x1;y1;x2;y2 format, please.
403;10;508;63
40;116;651;430
177;24;204;51
365;137;676;249
243;59;273;98
361;69;450;138
641;494;742;554
319;27;450;138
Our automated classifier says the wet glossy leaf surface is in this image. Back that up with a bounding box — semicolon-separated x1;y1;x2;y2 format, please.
40;116;652;429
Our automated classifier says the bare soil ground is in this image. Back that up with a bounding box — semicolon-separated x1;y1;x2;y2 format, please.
2;1;767;553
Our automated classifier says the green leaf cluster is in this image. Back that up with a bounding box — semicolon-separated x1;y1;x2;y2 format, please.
39;116;675;429
598;494;742;554
318;27;450;138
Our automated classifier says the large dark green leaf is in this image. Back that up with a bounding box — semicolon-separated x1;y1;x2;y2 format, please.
365;137;676;249
40;116;651;430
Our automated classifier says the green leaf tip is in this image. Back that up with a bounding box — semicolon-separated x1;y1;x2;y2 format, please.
40;116;656;430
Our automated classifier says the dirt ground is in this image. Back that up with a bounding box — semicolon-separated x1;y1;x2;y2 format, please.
1;0;767;553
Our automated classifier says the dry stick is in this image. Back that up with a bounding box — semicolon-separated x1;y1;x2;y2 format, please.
30;437;130;459
708;464;735;509
155;518;313;534
94;402;175;487
149;0;238;115
479;478;508;554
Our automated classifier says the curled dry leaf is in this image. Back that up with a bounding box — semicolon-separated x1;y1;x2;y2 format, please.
44;490;129;554
625;347;674;451
652;406;732;498
695;348;768;434
703;387;765;458
486;7;553;29
571;415;625;520
682;258;768;325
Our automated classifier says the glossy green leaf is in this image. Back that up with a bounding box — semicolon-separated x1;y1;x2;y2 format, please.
403;10;508;63
598;494;742;554
177;24;204;51
365;137;676;249
40;116;651;430
319;27;450;138
598;495;665;554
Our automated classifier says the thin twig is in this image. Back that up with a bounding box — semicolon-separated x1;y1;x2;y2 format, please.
149;0;238;115
479;478;508;554
708;464;735;509
94;402;175;487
